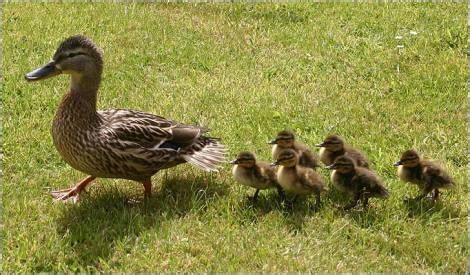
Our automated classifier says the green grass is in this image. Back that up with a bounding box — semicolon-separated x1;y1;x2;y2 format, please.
3;3;468;272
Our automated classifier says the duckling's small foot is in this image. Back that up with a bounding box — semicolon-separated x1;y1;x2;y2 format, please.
276;187;286;201
341;201;358;211
251;189;260;202
50;176;96;203
432;189;440;202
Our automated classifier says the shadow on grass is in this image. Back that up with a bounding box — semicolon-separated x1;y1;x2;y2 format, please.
54;173;228;271
403;196;464;221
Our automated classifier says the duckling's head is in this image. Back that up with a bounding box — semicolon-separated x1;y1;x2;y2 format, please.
25;35;103;82
268;130;295;148
326;155;355;173
394;149;420;168
315;134;344;152
230;151;256;168
272;149;298;168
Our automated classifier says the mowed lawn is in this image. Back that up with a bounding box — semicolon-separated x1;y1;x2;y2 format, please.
2;3;468;272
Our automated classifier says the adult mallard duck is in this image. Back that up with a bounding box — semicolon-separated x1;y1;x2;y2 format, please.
394;149;454;201
25;35;226;203
230;151;284;202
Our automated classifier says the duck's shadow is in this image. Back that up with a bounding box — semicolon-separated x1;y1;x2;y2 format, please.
403;196;463;220
236;192;322;235
55;174;227;270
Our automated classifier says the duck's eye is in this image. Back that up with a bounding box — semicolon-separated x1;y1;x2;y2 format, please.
67;52;84;58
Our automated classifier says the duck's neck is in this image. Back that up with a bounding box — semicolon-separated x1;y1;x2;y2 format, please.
70;72;101;110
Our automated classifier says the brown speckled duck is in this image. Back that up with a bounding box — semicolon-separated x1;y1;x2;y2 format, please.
272;149;327;207
327;155;389;210
25;35;226;202
316;134;369;168
230;151;284;201
269;130;320;170
394;149;454;201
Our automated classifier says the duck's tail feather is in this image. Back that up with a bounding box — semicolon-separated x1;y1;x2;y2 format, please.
182;137;226;172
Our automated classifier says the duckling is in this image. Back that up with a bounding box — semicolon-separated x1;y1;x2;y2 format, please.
230;152;284;201
327;155;389;210
394;149;454;201
272;149;327;207
316;134;369;168
269;130;320;170
25;35;226;203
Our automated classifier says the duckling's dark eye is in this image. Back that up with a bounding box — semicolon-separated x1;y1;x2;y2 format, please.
68;52;84;58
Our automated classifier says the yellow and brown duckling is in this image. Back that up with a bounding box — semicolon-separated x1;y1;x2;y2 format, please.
327;155;389;210
316;134;369;168
272;149;327;207
394;149;454;201
230;151;284;201
25;35;226;203
269;130;320;170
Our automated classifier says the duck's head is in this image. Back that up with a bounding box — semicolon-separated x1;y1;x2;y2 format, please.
394;149;420;168
25;35;103;82
230;151;256;168
326;155;355;173
268;130;295;148
315;134;344;152
272;149;298;168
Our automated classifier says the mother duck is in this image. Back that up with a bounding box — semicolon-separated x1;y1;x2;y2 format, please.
25;35;226;203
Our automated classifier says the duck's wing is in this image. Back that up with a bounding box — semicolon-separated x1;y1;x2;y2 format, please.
352;169;389;198
422;162;455;189
295;142;320;169
345;147;369;168
98;109;224;171
301;168;327;192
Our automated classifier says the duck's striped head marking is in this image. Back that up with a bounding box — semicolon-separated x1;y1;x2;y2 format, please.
26;35;103;82
316;134;344;152
327;155;355;173
230;151;256;168
394;149;420;168
269;130;295;148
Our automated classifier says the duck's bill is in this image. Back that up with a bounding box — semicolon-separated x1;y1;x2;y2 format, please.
25;61;61;81
268;139;277;145
270;161;279;166
393;161;402;167
325;164;335;170
315;143;325;147
229;159;239;165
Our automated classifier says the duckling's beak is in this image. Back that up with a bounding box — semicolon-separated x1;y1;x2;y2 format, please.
229;159;239;165
25;61;61;81
315;142;325;147
393;160;402;167
270;161;279;167
268;139;278;145
325;164;335;170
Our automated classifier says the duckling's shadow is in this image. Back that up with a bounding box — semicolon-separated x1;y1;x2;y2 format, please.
279;197;324;235
403;197;462;220
55;174;227;270
340;206;382;228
